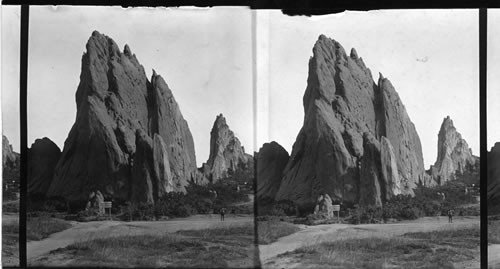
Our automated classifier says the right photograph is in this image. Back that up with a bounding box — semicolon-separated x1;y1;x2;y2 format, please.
256;9;480;269
488;9;500;269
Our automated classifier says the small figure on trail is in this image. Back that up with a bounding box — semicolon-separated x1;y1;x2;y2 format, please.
220;207;226;221
448;209;455;223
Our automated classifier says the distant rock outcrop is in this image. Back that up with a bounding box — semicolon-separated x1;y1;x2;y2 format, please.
3;135;18;168
488;143;500;214
46;31;197;204
2;135;20;194
85;190;105;216
256;141;289;201
27;137;61;196
428;116;478;185
201;114;250;182
272;35;425;208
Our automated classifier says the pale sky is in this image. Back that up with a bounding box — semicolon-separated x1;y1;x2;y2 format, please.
27;6;253;166
3;8;481;169
488;9;500;149
2;6;21;152
263;9;479;168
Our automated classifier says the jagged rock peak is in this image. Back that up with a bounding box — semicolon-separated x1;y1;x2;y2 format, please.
47;31;197;204
202;114;248;182
433;116;477;184
274;35;424;208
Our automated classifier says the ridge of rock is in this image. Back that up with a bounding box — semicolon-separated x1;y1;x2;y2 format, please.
27;137;61;196
46;31;197;204
256;141;290;201
488;142;500;214
273;35;425;208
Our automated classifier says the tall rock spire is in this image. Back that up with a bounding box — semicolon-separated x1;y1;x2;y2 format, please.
273;35;425;208
47;31;197;204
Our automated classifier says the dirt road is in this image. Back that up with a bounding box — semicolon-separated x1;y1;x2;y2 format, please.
260;216;480;268
28;214;253;265
490;244;500;269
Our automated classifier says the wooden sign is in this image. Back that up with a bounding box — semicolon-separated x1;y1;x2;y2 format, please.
103;201;112;209
332;205;340;211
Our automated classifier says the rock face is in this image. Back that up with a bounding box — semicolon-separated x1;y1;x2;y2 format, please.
85;190;105;215
274;35;425;208
201;114;249;182
313;193;334;219
27;137;61;196
488;143;500;214
429;116;478;185
47;31;197;204
256;141;290;201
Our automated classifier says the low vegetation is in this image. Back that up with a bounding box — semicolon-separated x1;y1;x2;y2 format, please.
257;220;301;244
27;216;72;241
119;180;251;221
52;224;259;268
278;227;479;268
2;221;19;266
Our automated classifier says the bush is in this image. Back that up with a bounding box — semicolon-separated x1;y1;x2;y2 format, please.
270;200;297;216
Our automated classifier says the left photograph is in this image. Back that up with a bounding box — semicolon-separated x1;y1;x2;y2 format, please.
26;6;256;268
2;5;21;268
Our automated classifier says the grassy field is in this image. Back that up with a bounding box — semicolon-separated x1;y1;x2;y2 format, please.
489;220;500;244
49;223;260;268
27;216;72;241
2;221;19;266
257;221;301;245
277;227;479;268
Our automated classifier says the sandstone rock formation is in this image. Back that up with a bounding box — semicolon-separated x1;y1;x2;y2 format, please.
256;141;290;201
201;114;250;182
273;35;425;208
428;116;478;185
46;31;197;204
85;190;105;215
488;143;500;214
313;193;334;219
27;137;61;196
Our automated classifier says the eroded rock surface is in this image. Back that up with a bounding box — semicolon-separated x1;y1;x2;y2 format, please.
256;141;289;201
47;31;197;204
430;116;478;185
27;137;61;196
273;35;425;208
488;143;500;214
201;114;249;182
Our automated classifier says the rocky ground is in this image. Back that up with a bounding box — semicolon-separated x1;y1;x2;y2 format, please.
260;216;479;269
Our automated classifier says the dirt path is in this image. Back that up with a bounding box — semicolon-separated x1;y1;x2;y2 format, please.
28;214;253;265
490;244;500;268
260;216;479;268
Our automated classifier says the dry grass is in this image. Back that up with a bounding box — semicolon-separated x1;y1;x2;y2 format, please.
489;220;500;244
257;220;301;244
50;223;260;268
27;216;72;241
278;227;479;269
2;221;19;267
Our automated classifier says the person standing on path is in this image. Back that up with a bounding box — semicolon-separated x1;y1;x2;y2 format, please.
448;209;455;223
220;207;226;221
